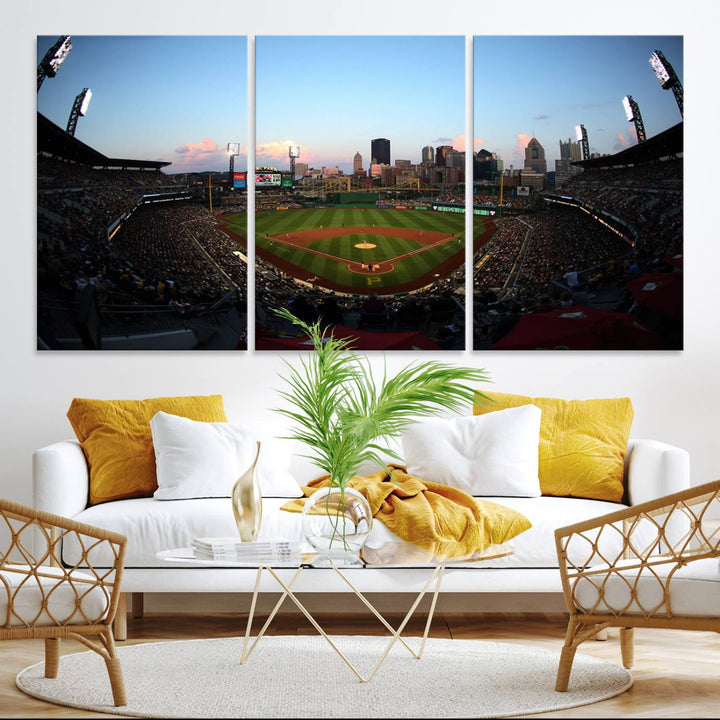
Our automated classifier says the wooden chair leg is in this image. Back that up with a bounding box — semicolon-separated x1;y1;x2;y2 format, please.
114;593;128;641
102;628;127;706
595;626;609;641
556;644;578;692
44;637;61;678
620;627;634;668
556;617;580;692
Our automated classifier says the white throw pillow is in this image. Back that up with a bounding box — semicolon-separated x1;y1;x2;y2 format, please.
401;405;542;497
150;412;302;499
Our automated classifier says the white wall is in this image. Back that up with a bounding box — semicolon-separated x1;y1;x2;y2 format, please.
3;1;719;512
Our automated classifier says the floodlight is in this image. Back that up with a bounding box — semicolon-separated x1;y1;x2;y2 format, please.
38;35;72;91
622;96;634;122
649;49;683;118
227;142;240;156
78;88;92;116
66;88;92;137
575;124;589;161
46;36;72;77
622;95;646;143
289;146;300;158
649;50;674;89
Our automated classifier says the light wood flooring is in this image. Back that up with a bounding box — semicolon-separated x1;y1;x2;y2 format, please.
1;611;718;718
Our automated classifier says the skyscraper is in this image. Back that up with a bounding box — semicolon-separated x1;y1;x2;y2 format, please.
371;138;391;166
524;137;547;175
559;137;582;162
421;145;434;164
435;145;453;166
353;151;363;173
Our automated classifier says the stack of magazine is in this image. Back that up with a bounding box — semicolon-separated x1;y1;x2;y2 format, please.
191;537;301;564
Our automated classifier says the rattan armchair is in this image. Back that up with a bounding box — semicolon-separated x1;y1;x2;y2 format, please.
0;498;127;706
554;479;720;692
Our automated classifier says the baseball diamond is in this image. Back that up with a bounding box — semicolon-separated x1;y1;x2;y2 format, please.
221;207;493;294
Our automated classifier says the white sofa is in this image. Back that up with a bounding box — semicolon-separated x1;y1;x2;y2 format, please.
33;436;690;639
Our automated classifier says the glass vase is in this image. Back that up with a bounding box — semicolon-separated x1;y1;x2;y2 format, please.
301;485;372;561
232;441;262;542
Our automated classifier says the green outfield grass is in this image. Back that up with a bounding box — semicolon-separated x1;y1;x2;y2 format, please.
224;206;467;291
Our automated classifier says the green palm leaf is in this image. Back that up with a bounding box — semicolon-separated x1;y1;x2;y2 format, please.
272;307;492;488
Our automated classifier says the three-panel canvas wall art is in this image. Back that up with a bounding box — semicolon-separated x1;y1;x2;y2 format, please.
37;35;683;351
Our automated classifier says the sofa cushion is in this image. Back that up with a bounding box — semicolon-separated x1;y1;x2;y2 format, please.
67;395;228;505
473;392;633;502
0;566;110;626
401;405;542;497
573;557;720;617
150;412;302;500
66;495;627;570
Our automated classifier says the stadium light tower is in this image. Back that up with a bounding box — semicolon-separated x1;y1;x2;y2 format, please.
575;124;590;161
227;143;240;191
622;95;647;143
66;88;92;137
37;35;72;92
649;49;683;118
289;145;300;179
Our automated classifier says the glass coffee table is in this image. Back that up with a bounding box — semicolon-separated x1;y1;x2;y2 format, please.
158;540;512;683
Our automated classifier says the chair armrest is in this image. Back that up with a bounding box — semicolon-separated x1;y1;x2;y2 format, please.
625;438;689;506
33;440;90;519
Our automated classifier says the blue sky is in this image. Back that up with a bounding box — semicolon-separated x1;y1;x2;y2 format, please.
473;35;683;170
37;36;247;174
36;35;683;176
255;36;465;173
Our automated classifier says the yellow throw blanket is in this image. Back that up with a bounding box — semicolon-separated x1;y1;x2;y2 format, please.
281;465;532;559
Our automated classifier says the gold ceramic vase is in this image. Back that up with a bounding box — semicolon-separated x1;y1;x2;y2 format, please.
232;441;262;542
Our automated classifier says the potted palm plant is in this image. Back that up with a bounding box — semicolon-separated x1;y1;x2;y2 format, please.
273;307;492;560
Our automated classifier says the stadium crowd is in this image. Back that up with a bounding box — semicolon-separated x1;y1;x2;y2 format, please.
473;158;683;348
37;156;247;342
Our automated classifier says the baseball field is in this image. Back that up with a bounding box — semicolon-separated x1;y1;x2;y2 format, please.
222;206;482;294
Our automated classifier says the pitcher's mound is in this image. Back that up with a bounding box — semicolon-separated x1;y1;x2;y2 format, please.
354;243;376;249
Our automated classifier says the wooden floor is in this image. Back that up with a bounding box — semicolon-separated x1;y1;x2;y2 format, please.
1;611;718;718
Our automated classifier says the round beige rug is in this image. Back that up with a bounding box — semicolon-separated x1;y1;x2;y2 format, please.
16;635;632;718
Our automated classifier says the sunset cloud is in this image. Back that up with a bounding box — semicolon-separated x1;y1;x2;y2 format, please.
449;134;483;152
171;138;235;171
256;139;302;166
513;133;531;162
534;114;550;121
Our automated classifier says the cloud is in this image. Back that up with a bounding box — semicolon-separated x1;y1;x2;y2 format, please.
171;138;237;171
433;136;454;144
175;138;219;157
613;126;638;153
514;133;531;161
255;139;300;164
534;114;550;121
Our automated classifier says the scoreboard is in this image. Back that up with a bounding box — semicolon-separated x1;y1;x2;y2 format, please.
256;172;281;186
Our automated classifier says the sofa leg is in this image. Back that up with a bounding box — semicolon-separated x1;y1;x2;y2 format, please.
44;637;61;678
620;627;634;668
114;593;128;641
595;626;609;641
132;592;144;618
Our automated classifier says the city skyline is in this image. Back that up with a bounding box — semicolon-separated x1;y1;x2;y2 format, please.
255;36;466;175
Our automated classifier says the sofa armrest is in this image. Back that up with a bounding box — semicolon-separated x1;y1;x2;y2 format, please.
625;438;690;506
33;440;90;518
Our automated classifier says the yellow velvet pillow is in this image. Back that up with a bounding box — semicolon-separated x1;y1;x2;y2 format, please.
67;395;228;505
473;392;633;502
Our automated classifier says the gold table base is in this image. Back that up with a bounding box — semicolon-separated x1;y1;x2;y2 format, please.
240;560;447;682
